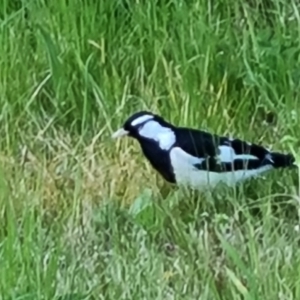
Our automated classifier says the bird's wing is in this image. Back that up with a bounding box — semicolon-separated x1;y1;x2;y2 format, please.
174;128;272;172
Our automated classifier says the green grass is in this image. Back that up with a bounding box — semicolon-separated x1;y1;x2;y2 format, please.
1;0;300;298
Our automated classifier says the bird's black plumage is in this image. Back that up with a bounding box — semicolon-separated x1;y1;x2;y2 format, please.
112;111;296;188
173;127;295;172
138;138;176;183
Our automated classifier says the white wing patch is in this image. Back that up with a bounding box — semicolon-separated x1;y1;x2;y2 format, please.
131;115;154;126
265;153;274;163
170;147;205;166
170;147;273;190
139;120;176;150
218;145;258;162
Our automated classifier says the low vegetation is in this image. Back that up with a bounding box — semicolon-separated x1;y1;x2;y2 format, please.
0;0;300;299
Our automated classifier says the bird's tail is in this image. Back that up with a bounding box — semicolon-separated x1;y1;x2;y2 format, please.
270;152;296;169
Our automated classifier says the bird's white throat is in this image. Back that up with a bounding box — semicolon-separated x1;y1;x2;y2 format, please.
138;120;176;150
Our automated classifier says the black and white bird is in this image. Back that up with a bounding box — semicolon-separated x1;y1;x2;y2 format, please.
112;111;296;190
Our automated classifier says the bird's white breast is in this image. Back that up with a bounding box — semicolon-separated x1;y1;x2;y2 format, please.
169;147;273;190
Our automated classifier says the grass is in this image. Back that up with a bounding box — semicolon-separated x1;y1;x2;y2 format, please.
1;0;300;298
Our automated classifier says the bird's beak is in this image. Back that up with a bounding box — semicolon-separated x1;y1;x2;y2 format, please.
112;128;129;139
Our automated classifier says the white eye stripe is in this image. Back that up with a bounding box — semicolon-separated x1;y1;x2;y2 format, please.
131;115;154;126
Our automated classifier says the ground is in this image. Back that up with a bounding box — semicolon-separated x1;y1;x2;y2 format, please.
1;0;300;299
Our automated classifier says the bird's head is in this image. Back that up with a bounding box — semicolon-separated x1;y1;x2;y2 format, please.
112;111;176;150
